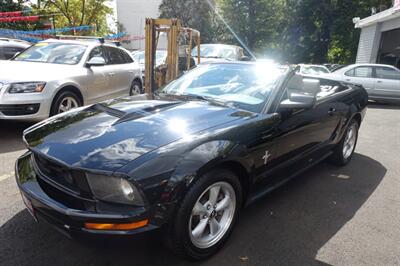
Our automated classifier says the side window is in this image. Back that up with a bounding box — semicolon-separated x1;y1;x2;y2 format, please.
107;47;126;64
354;67;372;78
88;46;106;62
120;49;133;63
3;47;22;59
375;67;400;80
345;68;355;77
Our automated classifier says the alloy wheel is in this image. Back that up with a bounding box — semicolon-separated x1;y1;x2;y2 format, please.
343;123;357;159
130;83;141;95
58;96;78;114
189;181;236;249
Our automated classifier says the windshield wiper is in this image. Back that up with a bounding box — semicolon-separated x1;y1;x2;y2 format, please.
179;93;231;107
201;56;233;61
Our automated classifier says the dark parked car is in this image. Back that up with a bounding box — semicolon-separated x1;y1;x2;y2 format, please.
0;38;31;60
16;62;368;259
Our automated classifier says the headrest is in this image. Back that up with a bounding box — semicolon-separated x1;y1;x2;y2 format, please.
286;74;303;90
302;78;321;96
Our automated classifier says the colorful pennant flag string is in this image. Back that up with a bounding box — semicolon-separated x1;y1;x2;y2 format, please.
0;11;24;17
0;16;39;23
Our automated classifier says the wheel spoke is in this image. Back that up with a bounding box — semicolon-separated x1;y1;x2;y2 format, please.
209;218;220;236
209;186;220;205
216;195;230;212
192;202;207;216
348;129;353;141
192;219;208;239
59;105;67;113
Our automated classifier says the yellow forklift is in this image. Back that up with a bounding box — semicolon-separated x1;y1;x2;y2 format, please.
144;18;201;94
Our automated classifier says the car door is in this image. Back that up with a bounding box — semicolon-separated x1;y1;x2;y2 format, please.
85;46;111;104
343;66;374;95
103;46;133;98
373;66;400;101
252;76;341;192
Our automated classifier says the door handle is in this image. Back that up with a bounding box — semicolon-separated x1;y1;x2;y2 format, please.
345;79;351;82
377;80;383;83
328;107;336;116
108;72;115;77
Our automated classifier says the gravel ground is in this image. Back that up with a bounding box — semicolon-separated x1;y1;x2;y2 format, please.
0;103;399;266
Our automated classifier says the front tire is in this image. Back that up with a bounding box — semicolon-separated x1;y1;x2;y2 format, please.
50;90;82;116
129;80;143;96
329;119;359;166
165;168;242;260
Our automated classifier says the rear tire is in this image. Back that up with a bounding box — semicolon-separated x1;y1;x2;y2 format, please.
129;80;143;96
50;90;82;116
164;168;242;260
329;119;359;166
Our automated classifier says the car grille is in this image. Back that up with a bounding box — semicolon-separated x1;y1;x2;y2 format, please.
0;104;40;116
33;153;79;193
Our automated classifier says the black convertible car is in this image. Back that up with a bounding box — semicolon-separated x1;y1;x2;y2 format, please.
16;62;368;259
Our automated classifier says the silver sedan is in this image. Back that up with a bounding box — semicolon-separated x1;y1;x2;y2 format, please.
328;64;400;102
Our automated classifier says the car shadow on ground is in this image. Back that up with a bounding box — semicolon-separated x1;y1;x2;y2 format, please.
0;121;33;154
0;154;385;266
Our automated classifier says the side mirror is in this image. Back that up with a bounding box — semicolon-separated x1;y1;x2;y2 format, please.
280;92;316;109
86;56;106;67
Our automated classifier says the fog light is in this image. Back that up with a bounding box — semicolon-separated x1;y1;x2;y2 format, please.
26;106;35;112
84;219;149;230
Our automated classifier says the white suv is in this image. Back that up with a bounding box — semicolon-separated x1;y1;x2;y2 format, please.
0;39;143;121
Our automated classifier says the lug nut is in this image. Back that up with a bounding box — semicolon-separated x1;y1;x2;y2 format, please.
203;214;208;219
207;205;211;210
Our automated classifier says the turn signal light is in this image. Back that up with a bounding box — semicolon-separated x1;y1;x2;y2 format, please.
84;219;148;230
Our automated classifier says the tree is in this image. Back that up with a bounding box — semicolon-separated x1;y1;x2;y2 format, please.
40;0;113;35
159;0;218;43
160;0;395;64
328;0;393;64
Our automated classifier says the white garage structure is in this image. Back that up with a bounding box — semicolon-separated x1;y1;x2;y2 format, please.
355;4;400;68
116;0;165;50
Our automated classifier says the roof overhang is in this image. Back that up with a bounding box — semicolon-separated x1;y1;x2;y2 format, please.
355;7;400;28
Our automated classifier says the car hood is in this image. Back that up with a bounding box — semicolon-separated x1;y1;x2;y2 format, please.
0;60;78;82
24;95;251;172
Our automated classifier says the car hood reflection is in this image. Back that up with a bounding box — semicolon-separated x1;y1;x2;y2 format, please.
24;95;252;172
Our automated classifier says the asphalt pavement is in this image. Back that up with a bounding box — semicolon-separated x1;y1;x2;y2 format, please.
0;103;399;265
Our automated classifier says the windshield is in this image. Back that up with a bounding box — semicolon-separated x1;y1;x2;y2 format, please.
162;63;285;113
192;45;238;60
132;50;167;65
300;66;330;75
13;42;87;65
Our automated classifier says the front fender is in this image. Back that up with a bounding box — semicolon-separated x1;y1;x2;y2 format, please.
51;80;84;98
163;140;251;203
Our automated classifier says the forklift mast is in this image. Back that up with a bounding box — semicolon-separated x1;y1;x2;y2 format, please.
144;18;201;94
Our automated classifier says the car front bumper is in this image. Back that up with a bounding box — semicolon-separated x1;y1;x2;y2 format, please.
15;152;159;238
0;89;50;121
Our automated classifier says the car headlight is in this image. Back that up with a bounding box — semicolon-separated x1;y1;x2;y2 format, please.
7;82;46;93
86;173;144;206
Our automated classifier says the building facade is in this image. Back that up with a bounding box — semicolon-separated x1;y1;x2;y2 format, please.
355;3;400;68
116;0;164;51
